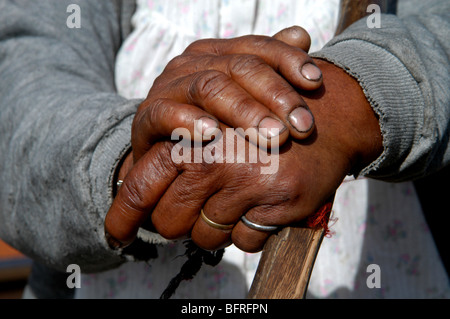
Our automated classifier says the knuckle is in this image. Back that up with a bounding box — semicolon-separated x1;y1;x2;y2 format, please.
184;160;218;178
189;70;229;101
148;97;168;111
149;73;171;92
228;54;268;78
165;54;192;70
227;96;258;120
268;84;301;111
270;83;296;101
132;100;167;150
154;141;180;172
251;35;279;52
120;179;147;213
190;70;259;124
140;98;167;127
185;39;207;52
263;171;302;203
185;38;220;54
223;167;260;190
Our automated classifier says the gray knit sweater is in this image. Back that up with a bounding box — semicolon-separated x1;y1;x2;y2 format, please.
0;0;448;273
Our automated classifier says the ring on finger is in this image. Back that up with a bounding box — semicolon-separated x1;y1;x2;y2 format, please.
241;215;279;232
200;209;234;231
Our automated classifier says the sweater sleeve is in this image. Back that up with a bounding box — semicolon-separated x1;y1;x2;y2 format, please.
311;0;450;182
0;0;144;272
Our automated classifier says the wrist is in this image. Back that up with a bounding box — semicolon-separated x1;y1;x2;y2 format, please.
302;59;383;175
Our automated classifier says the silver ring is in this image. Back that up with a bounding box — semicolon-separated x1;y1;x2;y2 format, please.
117;180;123;188
241;216;279;232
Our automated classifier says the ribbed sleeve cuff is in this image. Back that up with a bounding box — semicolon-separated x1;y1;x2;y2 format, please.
88;98;171;270
85;99;138;270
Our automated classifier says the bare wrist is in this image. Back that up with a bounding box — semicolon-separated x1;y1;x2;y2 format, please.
302;59;383;175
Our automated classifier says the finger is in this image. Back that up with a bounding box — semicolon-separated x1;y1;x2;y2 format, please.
232;198;334;252
190;181;265;251
231;205;286;253
186;35;322;90
191;209;234;251
273;26;311;52
152;127;267;250
200;54;316;140
104;142;178;248
150;161;223;240
167;70;291;148
132;98;221;161
231;221;272;253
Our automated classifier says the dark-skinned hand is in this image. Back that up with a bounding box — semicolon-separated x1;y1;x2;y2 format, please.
130;26;323;163
105;57;383;253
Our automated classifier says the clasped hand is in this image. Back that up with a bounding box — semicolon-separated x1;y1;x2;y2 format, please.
105;26;383;253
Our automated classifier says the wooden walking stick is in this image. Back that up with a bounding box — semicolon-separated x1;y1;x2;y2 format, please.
248;0;392;299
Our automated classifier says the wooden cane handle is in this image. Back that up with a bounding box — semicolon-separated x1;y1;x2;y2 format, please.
248;225;326;299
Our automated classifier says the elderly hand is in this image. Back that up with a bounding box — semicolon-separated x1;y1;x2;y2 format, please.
131;26;323;162
105;59;383;252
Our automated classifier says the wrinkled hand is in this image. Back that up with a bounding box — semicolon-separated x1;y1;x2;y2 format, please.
105;60;383;252
131;26;323;162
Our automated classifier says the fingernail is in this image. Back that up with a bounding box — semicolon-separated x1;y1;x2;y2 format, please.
105;230;126;250
301;63;322;81
258;117;286;139
288;107;314;133
196;117;219;138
